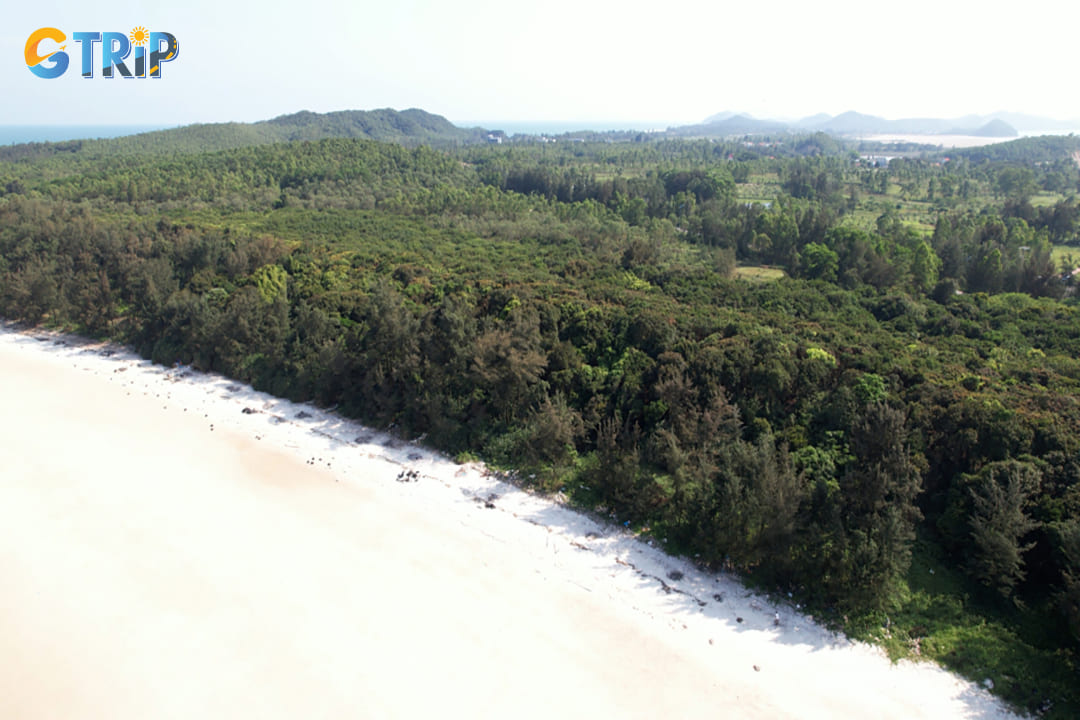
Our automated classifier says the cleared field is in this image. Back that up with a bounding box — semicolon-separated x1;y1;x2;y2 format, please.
1030;192;1068;208
1052;244;1079;267
735;265;787;281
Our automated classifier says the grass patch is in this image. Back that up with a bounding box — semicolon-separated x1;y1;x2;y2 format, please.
843;538;1079;718
1030;192;1068;208
1051;244;1079;269
734;265;787;282
736;186;779;204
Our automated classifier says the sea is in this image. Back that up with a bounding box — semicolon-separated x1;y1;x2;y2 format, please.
0;125;174;145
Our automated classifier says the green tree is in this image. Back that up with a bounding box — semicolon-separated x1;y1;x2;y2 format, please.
353;280;422;421
839;403;923;607
520;394;583;467
910;240;942;293
966;460;1040;598
996;167;1037;201
470;303;548;422
1051;520;1080;642
802;242;839;282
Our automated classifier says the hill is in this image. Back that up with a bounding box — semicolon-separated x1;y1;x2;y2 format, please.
668;114;790;137
0;108;494;162
814;110;892;134
948;133;1080;163
257;108;489;145
970;118;1020;138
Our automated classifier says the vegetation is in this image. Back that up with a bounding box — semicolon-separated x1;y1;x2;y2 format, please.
2;117;1079;716
0;107;495;164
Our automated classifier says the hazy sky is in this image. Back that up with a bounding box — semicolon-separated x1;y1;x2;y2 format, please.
3;0;1078;128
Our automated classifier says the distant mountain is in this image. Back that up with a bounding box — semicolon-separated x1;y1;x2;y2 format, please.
670;114;789;137
684;110;1040;138
983;112;1080;132
969;119;1020;138
809;112;1018;136
814;111;891;134
794;113;832;127
703;111;741;124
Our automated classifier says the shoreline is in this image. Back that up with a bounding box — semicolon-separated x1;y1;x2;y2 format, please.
0;324;1024;719
856;133;1019;149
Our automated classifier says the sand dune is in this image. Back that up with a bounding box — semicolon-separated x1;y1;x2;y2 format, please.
0;325;1023;719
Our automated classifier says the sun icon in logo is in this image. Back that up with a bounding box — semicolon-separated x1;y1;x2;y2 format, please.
129;26;149;46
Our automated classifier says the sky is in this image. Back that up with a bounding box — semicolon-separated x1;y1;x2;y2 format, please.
3;0;1079;129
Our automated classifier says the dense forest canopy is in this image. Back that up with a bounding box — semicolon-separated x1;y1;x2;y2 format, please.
2;113;1079;716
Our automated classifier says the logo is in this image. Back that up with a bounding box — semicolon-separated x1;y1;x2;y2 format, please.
26;27;179;79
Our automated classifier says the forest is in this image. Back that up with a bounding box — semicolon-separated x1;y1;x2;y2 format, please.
1;117;1079;716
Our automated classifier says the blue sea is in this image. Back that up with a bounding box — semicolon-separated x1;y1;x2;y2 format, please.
0;125;175;146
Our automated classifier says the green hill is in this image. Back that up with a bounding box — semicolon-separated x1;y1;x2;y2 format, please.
949;134;1080;163
259;108;482;144
0;108;493;162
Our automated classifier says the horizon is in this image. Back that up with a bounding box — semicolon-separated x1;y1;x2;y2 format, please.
3;0;1078;127
2;106;1079;145
4;107;1080;134
4;109;1080;129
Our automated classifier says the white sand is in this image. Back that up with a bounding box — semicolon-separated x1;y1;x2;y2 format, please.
857;133;1016;149
0;325;1024;719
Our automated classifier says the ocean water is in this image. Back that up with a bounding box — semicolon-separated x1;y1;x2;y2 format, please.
0;125;174;145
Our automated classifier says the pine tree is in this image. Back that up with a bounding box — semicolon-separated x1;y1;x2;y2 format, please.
966;460;1040;598
839;403;923;607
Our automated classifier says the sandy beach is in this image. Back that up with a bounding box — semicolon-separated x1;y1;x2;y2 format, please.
857;133;1017;149
0;325;1024;719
